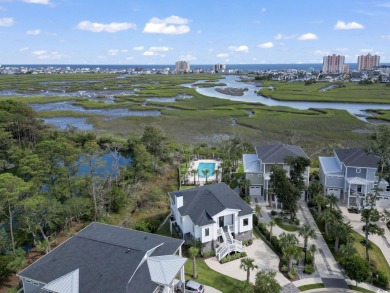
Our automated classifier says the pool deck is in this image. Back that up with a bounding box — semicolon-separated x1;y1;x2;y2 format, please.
186;159;221;185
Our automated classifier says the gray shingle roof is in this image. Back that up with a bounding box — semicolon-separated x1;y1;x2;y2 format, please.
255;143;308;164
18;222;183;293
334;148;379;168
169;183;253;226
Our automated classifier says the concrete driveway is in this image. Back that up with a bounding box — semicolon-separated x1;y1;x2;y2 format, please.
204;238;290;286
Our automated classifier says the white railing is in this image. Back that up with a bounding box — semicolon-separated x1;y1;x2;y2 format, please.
215;226;245;261
228;224;234;233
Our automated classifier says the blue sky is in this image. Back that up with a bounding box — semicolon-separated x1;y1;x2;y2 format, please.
0;0;389;65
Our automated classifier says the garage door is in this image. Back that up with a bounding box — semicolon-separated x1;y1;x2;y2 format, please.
250;186;262;196
377;196;390;208
326;188;341;198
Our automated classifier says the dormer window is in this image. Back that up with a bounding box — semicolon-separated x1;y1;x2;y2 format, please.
356;168;361;173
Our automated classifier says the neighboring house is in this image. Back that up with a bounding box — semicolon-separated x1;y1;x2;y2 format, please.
169;183;253;261
18;222;186;293
243;143;310;202
319;148;390;209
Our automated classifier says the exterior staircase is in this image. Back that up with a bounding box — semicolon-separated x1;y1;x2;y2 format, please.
215;226;244;261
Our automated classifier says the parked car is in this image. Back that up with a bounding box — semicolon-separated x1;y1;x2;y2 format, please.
176;280;205;293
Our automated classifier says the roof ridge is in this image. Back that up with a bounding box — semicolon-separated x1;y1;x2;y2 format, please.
75;234;146;251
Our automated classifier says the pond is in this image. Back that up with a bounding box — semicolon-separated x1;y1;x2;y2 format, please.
78;151;132;178
185;75;390;122
42;117;94;130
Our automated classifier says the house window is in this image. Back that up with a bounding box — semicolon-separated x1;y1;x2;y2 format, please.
356;168;361;173
248;174;253;177
386;185;390;192
205;228;209;237
257;174;262;177
243;218;249;226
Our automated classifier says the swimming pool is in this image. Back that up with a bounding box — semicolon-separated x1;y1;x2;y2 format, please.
197;162;216;178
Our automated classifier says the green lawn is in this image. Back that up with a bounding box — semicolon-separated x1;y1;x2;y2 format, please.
350;231;390;287
274;217;300;232
348;285;375;293
298;283;324;291
184;258;245;293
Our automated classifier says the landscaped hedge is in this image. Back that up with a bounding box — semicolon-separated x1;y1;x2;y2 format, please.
242;239;253;246
220;252;247;264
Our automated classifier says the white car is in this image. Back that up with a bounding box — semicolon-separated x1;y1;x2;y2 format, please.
176;280;205;293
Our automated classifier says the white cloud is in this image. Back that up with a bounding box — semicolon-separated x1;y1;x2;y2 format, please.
77;20;136;33
228;45;249;53
377;2;390;8
143;15;190;34
0;17;14;27
133;46;144;51
143;51;155;56
125;56;134;61
22;0;50;4
314;49;330;55
179;54;196;61
257;42;274;48
31;50;65;60
108;49;128;56
334;20;364;30
336;47;349;52
360;48;374;53
26;29;41;35
298;33;318;40
381;35;390;39
274;33;296;40
19;47;29;52
149;46;171;52
216;53;229;58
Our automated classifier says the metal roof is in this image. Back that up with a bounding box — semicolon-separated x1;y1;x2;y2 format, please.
319;156;342;174
42;269;79;293
146;255;187;286
243;154;260;173
347;177;369;185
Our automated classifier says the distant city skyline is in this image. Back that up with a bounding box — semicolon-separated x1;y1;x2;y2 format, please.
0;0;389;65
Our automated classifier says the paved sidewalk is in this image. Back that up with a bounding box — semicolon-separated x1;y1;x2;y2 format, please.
339;203;390;267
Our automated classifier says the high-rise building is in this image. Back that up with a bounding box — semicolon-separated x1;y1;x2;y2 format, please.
175;61;190;73
322;54;346;73
357;54;380;71
213;64;226;73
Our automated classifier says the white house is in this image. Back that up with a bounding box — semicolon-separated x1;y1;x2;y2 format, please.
169;183;253;261
319;148;390;209
243;143;310;203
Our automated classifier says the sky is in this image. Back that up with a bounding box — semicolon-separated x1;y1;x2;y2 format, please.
0;0;389;65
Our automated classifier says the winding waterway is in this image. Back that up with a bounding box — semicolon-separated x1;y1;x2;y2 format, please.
185;75;390;122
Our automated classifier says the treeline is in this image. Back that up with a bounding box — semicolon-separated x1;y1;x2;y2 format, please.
0;100;254;282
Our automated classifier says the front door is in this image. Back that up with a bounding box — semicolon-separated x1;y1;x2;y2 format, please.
219;216;224;228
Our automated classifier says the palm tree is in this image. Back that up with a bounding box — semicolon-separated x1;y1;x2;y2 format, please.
240;179;250;196
319;208;336;235
240;257;258;283
190;169;197;185
201;169;210;183
279;232;299;270
255;204;261;222
308;244;317;266
214;169;221;182
330;220;352;252
188;246;199;279
298;224;317;262
339;241;357;259
308;181;323;202
312;194;328;215
327;194;338;210
268;219;276;238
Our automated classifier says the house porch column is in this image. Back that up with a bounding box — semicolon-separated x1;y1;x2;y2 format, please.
347;183;351;208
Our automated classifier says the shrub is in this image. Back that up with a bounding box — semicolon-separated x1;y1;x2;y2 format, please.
304;264;315;274
281;265;288;272
242;239;253;246
271;210;278;216
201;250;215;258
288;267;298;279
257;223;270;239
372;270;389;288
220;252;247;264
270;236;281;254
253;214;259;226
